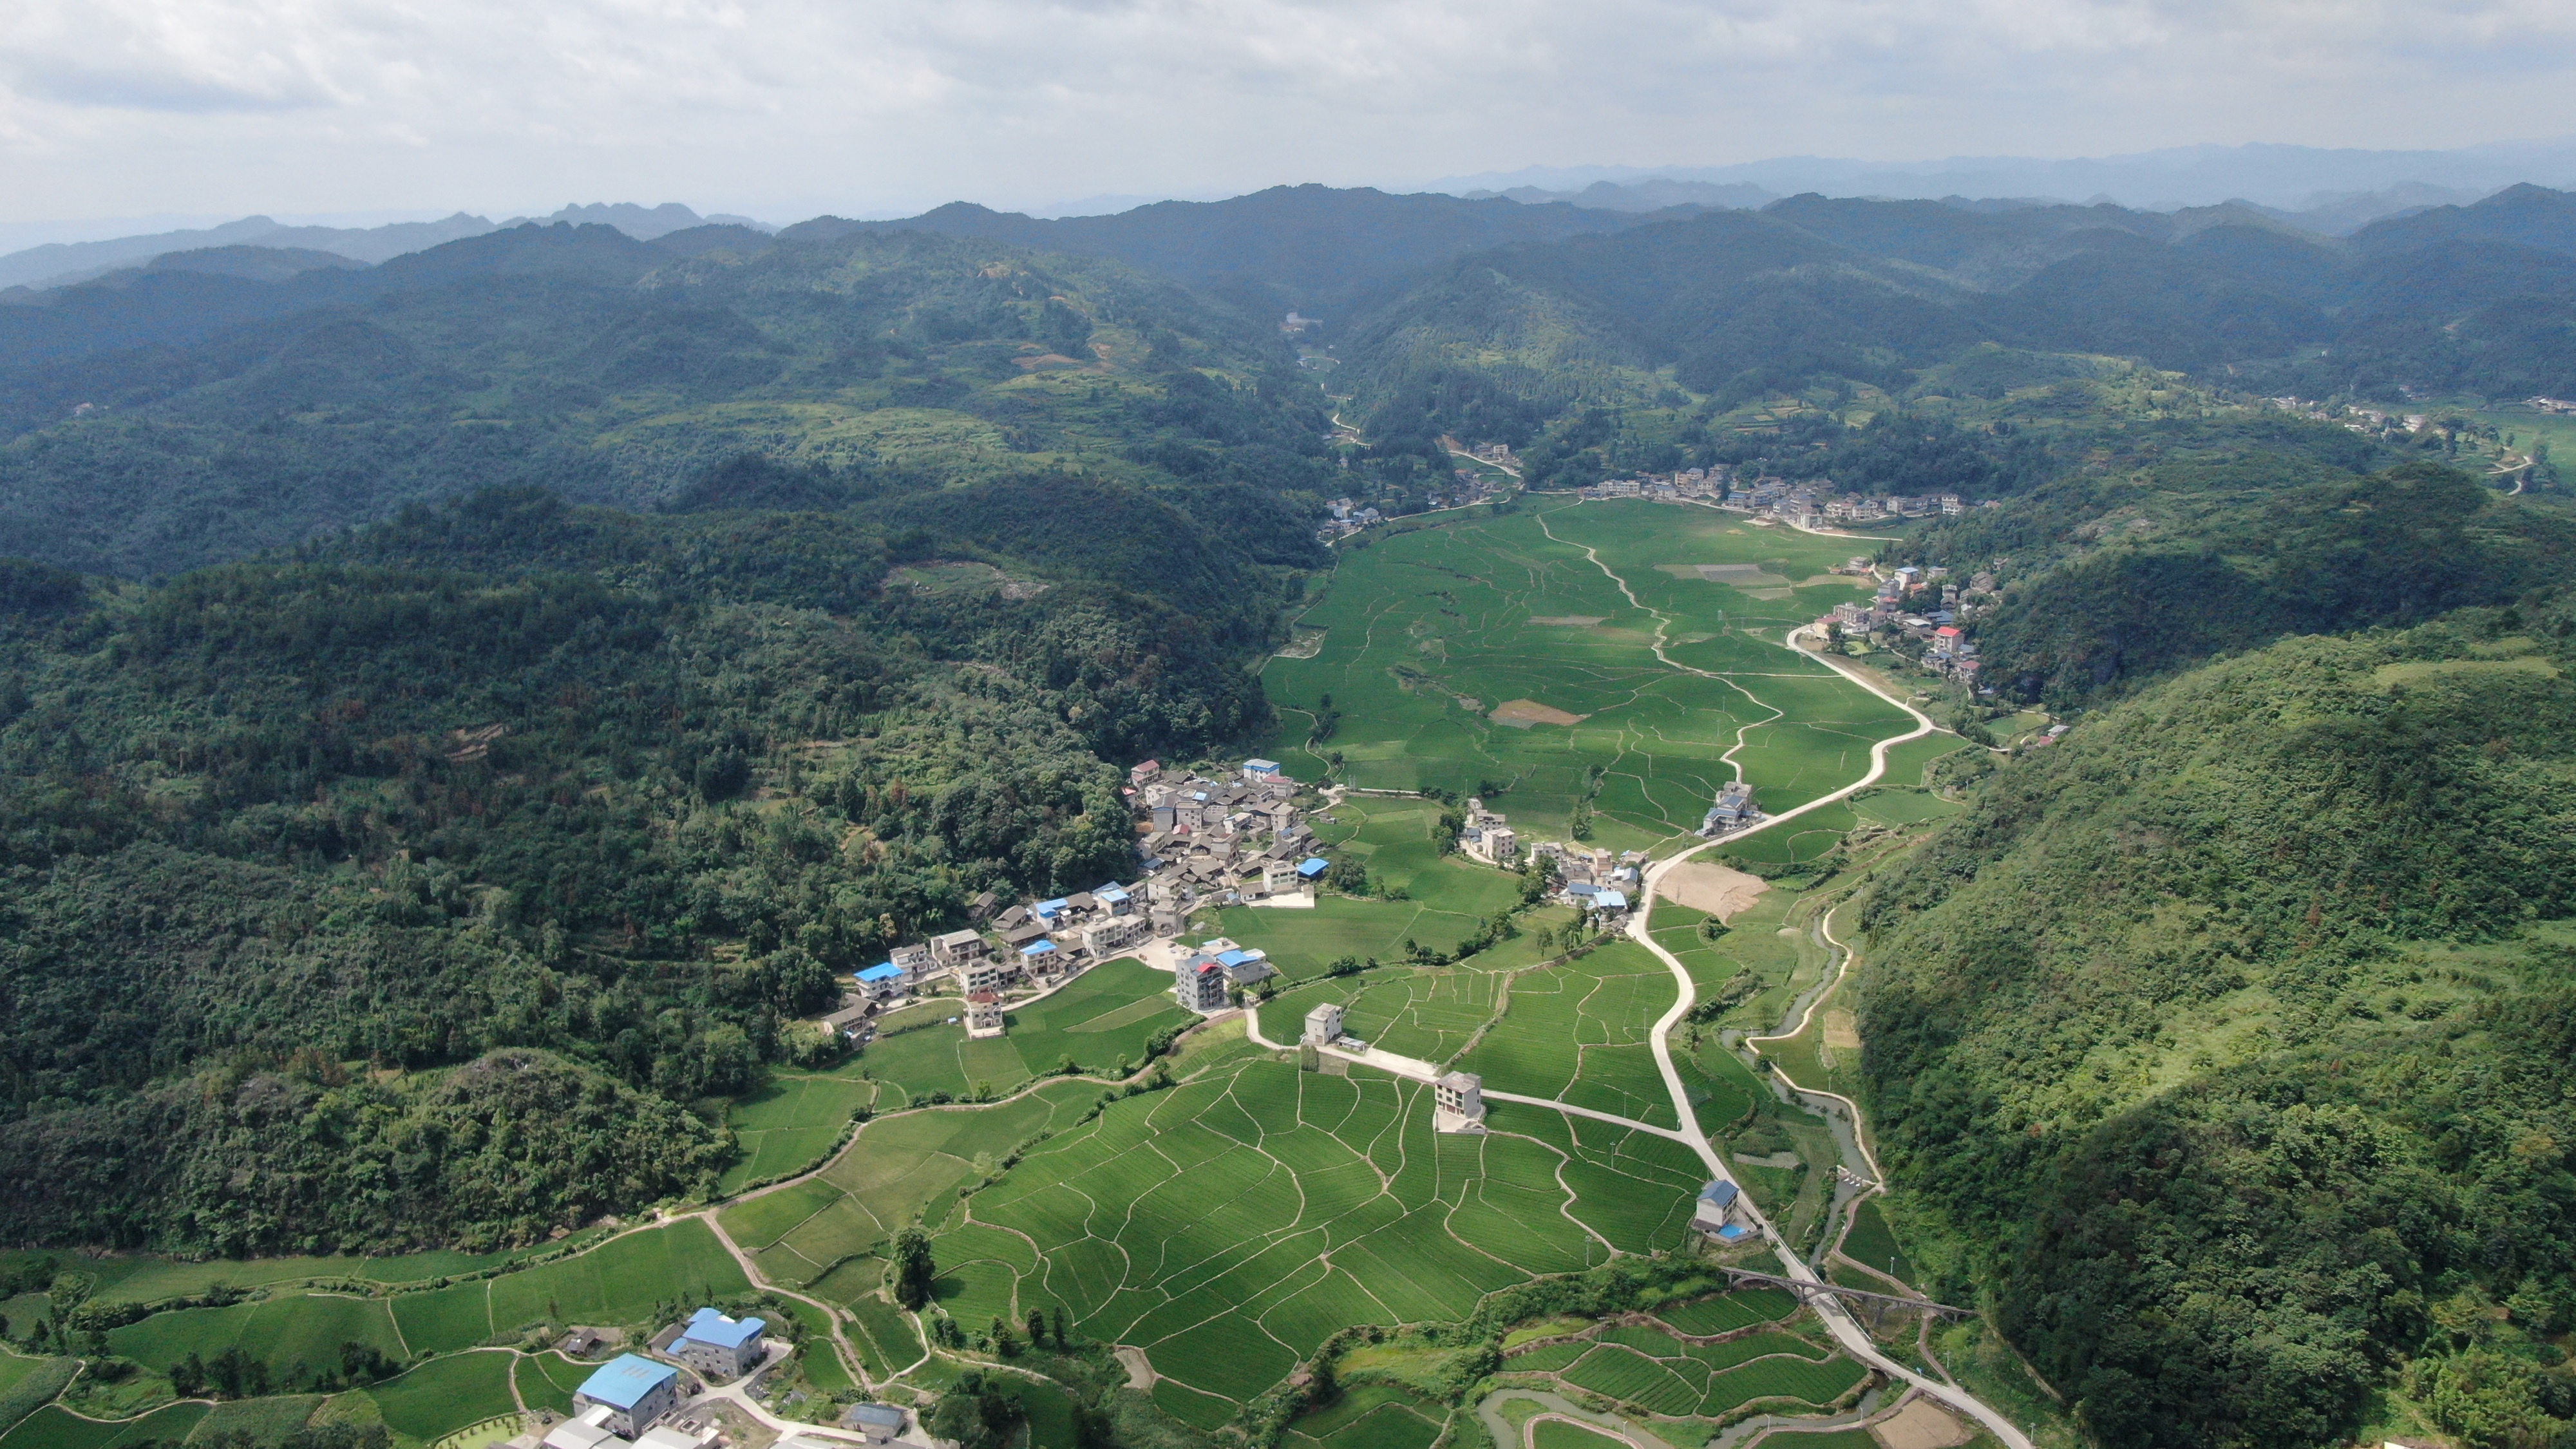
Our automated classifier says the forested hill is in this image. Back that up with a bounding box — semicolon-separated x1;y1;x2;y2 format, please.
0;221;1332;579
1854;599;2576;1449
1338;184;2576;458
1895;451;2576;705
778;185;1671;308
0;484;1279;1253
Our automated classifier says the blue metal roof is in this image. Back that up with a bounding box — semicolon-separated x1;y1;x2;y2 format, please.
858;963;905;982
1022;940;1058;956
1217;949;1264;967
1594;891;1629;911
1297;857;1329;877
1700;1180;1739;1206
1095;885;1130;903
680;1307;768;1349
1035;898;1068;916
578;1354;677;1408
1245;759;1280;771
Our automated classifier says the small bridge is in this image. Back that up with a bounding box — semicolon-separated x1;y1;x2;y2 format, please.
1719;1267;1976;1327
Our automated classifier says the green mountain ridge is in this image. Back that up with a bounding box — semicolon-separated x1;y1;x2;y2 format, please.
1856;603;2576;1448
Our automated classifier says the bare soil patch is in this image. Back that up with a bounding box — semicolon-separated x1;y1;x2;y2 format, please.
1490;699;1587;728
1871;1395;1971;1449
1656;563;1793;587
1659;861;1769;920
1823;1009;1861;1051
1527;615;1607;627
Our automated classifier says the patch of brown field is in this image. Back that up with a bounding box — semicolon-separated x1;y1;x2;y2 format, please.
1655;563;1794;587
1527;615;1607;627
1871;1396;1971;1449
1015;353;1084;368
1796;574;1857;588
1660;861;1768;919
1490;699;1587;728
1742;587;1793;600
1824;1009;1861;1051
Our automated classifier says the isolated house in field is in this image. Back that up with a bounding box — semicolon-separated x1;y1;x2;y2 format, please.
966;991;1007;1038
1304;1002;1345;1045
1433;1072;1486;1133
671;1307;767;1381
573;1355;680;1437
1694;1180;1750;1242
1702;781;1760;835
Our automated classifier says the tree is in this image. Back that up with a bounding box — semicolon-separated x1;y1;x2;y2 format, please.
990;1315;1016;1356
930;1372;1027;1449
1027;1307;1047;1347
892;1227;936;1311
1052;1305;1068;1347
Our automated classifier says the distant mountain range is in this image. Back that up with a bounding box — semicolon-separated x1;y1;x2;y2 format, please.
1421;137;2576;213
0;202;770;292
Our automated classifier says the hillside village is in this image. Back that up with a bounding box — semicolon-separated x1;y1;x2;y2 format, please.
817;755;1770;1049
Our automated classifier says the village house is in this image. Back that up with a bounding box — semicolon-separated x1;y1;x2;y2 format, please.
931;929;988;969
840;1405;912;1444
1702;781;1760;834
571;1356;680;1439
855;962;907;999
670;1307;767;1381
1304;1001;1345;1045
1175;954;1232;1013
965;991;1007;1038
1434;1072;1486;1133
1693;1180;1752;1244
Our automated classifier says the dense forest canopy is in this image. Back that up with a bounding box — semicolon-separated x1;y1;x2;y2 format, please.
1856;600;2576;1449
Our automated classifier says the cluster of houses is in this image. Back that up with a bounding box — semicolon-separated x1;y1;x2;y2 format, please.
1133;759;1325;905
523;1308;918;1449
2268;395;2436;435
1455;797;1517;866
816;761;1327;1046
2531;396;2576;415
1533;842;1645;923
1573;467;1986;529
1819;564;2000;680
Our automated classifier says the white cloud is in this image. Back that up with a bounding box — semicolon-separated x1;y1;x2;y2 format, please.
1;0;2573;220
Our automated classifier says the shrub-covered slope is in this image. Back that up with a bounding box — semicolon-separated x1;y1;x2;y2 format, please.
1856;605;2576;1449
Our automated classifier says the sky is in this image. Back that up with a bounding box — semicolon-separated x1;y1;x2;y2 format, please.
6;0;2576;227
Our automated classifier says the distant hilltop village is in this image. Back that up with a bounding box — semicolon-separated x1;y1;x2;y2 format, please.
1572;462;1993;529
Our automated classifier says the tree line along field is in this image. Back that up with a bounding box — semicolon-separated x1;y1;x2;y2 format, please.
1260;499;1908;852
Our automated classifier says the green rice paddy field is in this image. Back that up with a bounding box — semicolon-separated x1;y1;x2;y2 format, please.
1262;499;1906;851
849;956;1192;1106
894;1058;1705;1414
8;504;1940;1449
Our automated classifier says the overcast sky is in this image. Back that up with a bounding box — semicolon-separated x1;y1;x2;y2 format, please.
6;0;2576;227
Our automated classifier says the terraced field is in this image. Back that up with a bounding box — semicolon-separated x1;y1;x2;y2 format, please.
853;956;1192;1105
934;1059;1704;1416
719;1079;1105;1291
